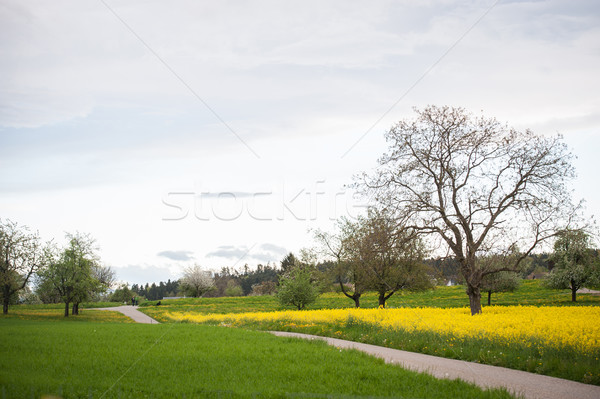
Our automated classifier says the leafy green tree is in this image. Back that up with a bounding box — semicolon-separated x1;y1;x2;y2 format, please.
277;267;319;310
546;229;599;302
480;271;520;305
111;283;134;303
478;250;523;305
37;233;100;317
0;219;44;314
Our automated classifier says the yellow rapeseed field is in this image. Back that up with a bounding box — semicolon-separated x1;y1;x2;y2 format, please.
167;306;600;352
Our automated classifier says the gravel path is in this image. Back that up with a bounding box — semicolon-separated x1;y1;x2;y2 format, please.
270;331;600;399
93;305;160;324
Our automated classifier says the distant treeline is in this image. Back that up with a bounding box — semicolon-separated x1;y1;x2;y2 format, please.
130;252;559;301
131;262;283;300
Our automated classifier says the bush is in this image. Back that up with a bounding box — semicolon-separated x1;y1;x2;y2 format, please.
224;281;244;297
277;268;319;310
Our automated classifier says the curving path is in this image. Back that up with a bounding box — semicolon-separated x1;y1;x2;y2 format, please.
93;306;599;399
93;305;160;324
270;331;600;399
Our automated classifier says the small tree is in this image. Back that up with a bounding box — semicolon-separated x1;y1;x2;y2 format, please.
478;250;523;305
37;233;100;317
111;283;134;303
277;267;319;310
480;271;520;306
546;229;599;302
352;210;433;308
0;219;43;314
314;218;369;308
180;265;214;297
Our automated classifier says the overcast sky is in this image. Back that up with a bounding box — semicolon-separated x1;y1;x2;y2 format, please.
1;0;599;285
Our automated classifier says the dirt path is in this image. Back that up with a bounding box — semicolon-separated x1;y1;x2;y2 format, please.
270;331;600;399
93;305;160;324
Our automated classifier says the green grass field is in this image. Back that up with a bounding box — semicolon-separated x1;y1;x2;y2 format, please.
0;318;516;399
136;281;600;385
2;280;597;397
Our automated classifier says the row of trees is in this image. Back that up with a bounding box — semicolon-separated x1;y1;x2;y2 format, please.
0;220;115;316
278;106;599;313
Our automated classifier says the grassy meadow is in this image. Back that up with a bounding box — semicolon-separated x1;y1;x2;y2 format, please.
0;318;515;399
139;281;600;385
2;280;598;397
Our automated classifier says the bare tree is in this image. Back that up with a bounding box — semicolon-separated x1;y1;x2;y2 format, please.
180;265;214;298
0;219;43;314
313;218;369;308
351;210;432;308
359;106;576;314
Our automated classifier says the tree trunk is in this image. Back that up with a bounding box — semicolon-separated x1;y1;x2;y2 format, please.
64;302;70;317
72;302;79;315
487;291;492;306
466;284;482;315
2;284;10;314
339;281;361;308
571;286;577;302
378;291;386;308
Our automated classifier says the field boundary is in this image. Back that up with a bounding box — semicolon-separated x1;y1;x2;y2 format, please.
269;331;600;399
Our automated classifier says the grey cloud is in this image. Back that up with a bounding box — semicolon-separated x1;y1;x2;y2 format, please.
259;243;288;256
157;250;195;261
206;245;250;260
206;243;286;265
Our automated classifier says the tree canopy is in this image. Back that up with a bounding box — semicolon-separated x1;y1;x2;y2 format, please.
546;229;599;301
36;233;106;317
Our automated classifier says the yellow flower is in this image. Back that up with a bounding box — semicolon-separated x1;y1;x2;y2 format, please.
166;306;600;352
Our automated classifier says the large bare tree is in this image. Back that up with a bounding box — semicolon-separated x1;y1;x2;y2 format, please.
0;219;43;314
360;106;576;314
